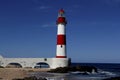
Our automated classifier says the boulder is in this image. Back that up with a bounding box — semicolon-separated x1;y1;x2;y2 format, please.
48;65;97;73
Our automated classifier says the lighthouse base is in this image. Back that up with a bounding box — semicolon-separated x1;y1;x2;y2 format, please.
51;58;71;69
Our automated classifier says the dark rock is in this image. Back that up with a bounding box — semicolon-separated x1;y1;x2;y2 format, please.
38;77;47;80
48;67;68;73
24;76;37;80
12;78;24;80
0;66;4;68
48;65;97;73
103;77;120;80
12;76;47;80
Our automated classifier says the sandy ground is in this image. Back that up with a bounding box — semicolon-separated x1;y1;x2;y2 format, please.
0;68;50;80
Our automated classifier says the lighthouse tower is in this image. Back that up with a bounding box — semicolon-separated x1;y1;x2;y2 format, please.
51;9;70;68
56;9;67;58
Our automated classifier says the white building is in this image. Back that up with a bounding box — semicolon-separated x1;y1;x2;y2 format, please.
0;55;70;68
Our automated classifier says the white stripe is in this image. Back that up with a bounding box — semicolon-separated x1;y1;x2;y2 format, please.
57;24;65;35
56;45;66;56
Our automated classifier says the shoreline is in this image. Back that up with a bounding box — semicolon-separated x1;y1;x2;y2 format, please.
0;68;50;80
0;67;119;80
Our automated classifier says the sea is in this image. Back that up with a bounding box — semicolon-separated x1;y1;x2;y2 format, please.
29;63;120;80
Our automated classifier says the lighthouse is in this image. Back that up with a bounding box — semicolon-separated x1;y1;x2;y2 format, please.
49;9;70;68
0;9;70;69
56;9;67;58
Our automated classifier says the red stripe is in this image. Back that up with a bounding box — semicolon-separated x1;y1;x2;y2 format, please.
57;35;66;45
56;56;66;58
56;17;67;24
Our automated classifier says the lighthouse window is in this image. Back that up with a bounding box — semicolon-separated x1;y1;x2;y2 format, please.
61;45;63;48
44;58;47;61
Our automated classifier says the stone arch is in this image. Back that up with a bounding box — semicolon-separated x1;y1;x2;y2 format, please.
6;63;22;68
34;62;50;68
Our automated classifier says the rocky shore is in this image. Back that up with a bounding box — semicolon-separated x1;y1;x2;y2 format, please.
3;65;118;80
0;68;50;80
0;65;97;80
48;66;97;73
12;76;47;80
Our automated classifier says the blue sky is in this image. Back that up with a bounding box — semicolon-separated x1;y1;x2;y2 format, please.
0;0;120;63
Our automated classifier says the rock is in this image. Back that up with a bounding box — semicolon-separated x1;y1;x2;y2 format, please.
103;77;120;80
0;66;4;68
12;76;47;80
48;67;68;73
48;65;97;73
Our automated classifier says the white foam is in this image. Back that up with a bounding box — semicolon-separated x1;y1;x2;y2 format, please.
97;69;116;76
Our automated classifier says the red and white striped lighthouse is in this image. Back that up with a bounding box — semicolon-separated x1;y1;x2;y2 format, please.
56;9;67;58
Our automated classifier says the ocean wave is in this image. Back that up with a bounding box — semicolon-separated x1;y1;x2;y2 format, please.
28;69;118;80
97;69;116;76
